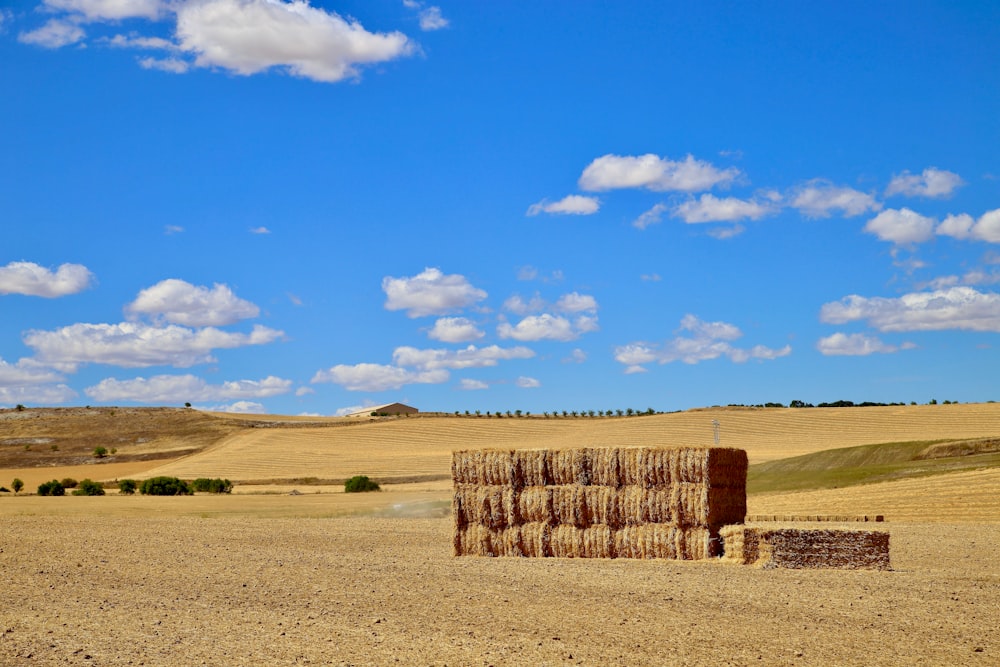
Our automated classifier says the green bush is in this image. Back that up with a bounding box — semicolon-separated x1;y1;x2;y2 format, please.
11;478;23;494
61;478;79;489
72;479;105;496
139;476;192;496
37;480;65;496
118;479;137;495
93;446;108;458
191;478;233;494
344;475;380;493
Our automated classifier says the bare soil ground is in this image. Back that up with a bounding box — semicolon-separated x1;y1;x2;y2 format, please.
1;508;997;666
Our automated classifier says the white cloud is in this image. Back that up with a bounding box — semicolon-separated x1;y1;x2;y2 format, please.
503;293;546;315
165;225;184;234
459;378;488;391
295;386;314;396
105;33;177;50
497;313;598;342
138;54;189;70
516;266;538;281
555;292;598;313
937;209;1000;243
311;363;448;392
125;279;260;326
516;376;540;388
204;400;266;414
417;6;448;31
640;273;662;282
427;317;484;343
175;0;413;83
632;203;668;230
526;195;600;216
24;322;283;369
333;401;376;416
673;194;777;224
864;208;937;244
0;384;77;407
820;287;1000;332
613;315;791;370
0;357;65;387
18;19;86;48
816;333;911;356
0;261;94;297
44;0;164;21
392;344;534;370
706;225;745;240
564;348;586;364
579;154;740;192
383;268;487;318
85;374;292;402
789;180;881;218
249;226;271;234
886;167;964;199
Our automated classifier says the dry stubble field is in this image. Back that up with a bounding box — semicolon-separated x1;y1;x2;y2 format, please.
2;405;1000;665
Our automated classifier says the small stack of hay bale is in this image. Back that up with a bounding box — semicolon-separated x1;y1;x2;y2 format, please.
452;447;748;559
719;525;891;570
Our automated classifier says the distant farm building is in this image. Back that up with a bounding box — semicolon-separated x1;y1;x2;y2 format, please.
346;403;418;418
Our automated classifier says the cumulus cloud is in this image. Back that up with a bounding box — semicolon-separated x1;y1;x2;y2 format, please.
819;287;1000;333
516;376;540;388
427;317;484;343
125;279;260;326
175;0;413;83
789;180;880;218
614;315;791;371
391;344;534;370
383;268;487;318
864;208;937;245
816;333;913;356
403;0;448;31
459;378;488;390
311;363;448;392
554;292;598;313
0;384;77;407
632;203;668;230
503;293;546;315
497;313;598;342
23;322;283;369
84;374;291;402
886;167;964;199
44;0;165;21
937;209;1000;243
563;348;587;364
0;261;94;297
579;154;740;193
673;194;777;224
206;400;266;413
18;19;86;47
0;357;65;387
526;195;600;216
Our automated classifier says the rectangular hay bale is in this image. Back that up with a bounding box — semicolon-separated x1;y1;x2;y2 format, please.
720;525;890;570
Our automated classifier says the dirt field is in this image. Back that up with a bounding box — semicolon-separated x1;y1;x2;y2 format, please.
1;503;997;666
3;405;999;665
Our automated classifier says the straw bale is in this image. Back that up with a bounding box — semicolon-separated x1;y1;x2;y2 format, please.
455;524;495;557
721;526;890;570
549;524;584;558
548;449;592;486
513;449;549;488
516;486;554;524
588;448;622;487
452;449;516;486
517;522;551;558
452;484;517;530
581;524;614;559
612;525;710;560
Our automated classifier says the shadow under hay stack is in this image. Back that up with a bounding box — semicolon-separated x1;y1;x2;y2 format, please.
452;447;748;559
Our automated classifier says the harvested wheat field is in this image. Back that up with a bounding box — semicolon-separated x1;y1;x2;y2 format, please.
0;505;998;666
2;404;1000;665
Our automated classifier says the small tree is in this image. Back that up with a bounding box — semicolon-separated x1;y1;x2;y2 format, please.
344;475;380;493
93;446;108;459
37;480;65;496
140;476;191;496
61;478;79;489
118;479;137;495
73;479;105;496
11;478;23;495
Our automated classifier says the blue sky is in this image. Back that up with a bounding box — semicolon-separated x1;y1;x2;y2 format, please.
2;1;999;415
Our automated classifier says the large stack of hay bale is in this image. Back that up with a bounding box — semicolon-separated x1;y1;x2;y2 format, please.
452;447;747;559
719;525;891;570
